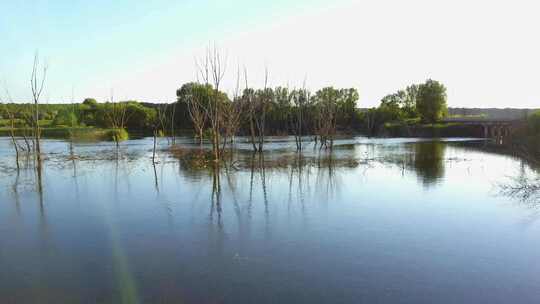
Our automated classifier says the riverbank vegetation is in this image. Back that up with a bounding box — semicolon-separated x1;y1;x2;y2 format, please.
2;49;539;166
364;79;450;135
2;81;537;144
1;80;448;139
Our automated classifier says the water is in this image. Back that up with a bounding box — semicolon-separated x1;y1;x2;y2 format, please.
0;136;539;304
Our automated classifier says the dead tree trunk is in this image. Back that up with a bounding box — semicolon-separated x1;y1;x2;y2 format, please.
197;45;226;162
30;53;47;165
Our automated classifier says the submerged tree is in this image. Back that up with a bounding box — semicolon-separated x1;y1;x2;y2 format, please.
196;45;227;161
152;105;167;164
243;84;258;152
30;52;47;164
177;82;211;146
169;102;177;145
243;68;272;152
289;87;309;151
221;69;244;151
105;90;128;148
313;87;340;149
252;69;271;152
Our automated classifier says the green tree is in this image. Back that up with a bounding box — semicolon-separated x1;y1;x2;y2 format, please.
416;79;447;123
380;93;404;121
268;86;293;134
52;108;78;127
337;88;359;126
82;98;98;107
403;84;419;117
176;82;213;106
313;87;341;148
528;110;540;134
124;102;156;130
379;84;419;121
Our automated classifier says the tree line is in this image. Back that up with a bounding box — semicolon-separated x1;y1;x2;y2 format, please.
1;78;451;153
1;48;455;165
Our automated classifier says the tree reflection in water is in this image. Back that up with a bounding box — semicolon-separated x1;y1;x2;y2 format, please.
5;138;540;303
171;146;361;228
210;162;223;228
412;142;446;187
497;165;540;227
380;141;446;188
498;174;540;205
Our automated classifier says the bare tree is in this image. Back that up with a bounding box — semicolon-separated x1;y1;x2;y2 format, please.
290;87;309;151
30;52;47;164
243;69;258;152
313;101;326;148
244;68;271;152
169;102;177;145
196;45;227;161
313;88;338;150
319;104;338;149
184;85;208;147
19;110;34;152
152;105;167;164
105;89;128;148
253;68;270;152
221;74;244;152
68;86;77;156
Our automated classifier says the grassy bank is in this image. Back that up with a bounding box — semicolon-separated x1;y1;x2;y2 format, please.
0;127;129;142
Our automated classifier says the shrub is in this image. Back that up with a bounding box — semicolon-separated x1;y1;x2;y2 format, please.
107;128;129;142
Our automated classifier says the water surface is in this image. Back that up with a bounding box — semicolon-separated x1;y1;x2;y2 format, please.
1;137;539;304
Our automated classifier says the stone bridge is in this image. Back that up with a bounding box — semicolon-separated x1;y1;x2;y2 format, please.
442;117;526;143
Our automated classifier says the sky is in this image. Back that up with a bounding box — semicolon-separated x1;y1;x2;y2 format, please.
1;0;539;108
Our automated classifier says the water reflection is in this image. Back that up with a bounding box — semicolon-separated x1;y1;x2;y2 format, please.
173;148;363;245
412;142;446;186
152;162;159;193
11;170;22;215
2;137;540;303
498;174;540;206
210;163;223;225
496;167;540;229
380;141;446;188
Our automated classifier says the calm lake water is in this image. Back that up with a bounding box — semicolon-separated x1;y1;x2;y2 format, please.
0;136;539;304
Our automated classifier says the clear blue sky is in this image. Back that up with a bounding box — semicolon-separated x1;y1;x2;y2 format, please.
1;0;330;100
1;0;539;108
